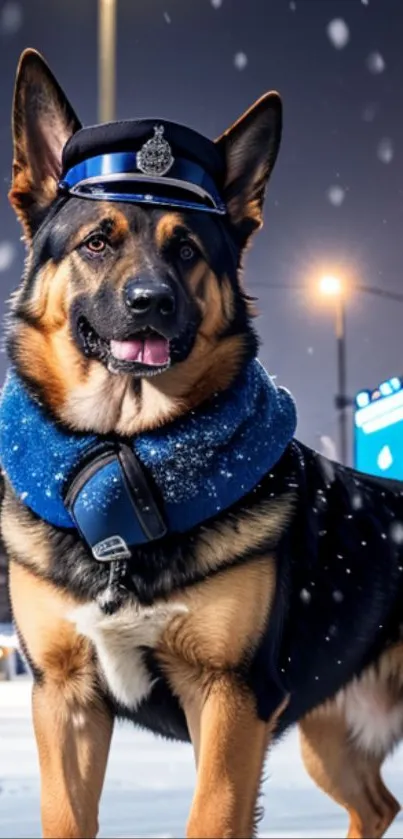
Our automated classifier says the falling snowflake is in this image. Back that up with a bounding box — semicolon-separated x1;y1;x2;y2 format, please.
367;52;385;74
332;590;344;603
234;52;248;71
327;19;350;50
0;242;16;272
390;521;403;545
361;0;369;4
319;436;337;461
163;11;171;23
307;347;314;355
300;588;312;604
211;0;222;7
327;185;346;207
377;138;394;164
362;103;378;123
289;1;297;9
0;1;22;34
352;493;363;510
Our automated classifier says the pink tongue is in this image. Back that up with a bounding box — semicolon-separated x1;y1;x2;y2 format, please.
110;337;169;366
143;336;170;365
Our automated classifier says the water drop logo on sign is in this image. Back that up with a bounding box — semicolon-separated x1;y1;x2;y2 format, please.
354;377;403;480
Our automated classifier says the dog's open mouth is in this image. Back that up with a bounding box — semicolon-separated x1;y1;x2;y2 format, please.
76;316;171;376
110;335;169;366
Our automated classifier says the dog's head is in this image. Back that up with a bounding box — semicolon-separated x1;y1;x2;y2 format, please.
8;50;282;435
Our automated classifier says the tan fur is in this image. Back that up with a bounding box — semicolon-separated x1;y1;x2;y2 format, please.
9;51;80;240
159;556;276;676
300;704;400;839
155;560;278;836
216;91;281;234
186;260;210;301
9;563;93;700
10;168;58;240
155;213;206;263
9;562;114;838
192;493;294;575
61;208;130;268
1;493;53;574
154;212;185;247
152;558;282;838
21;261;66;324
154;333;247;418
197;271;232;339
185;685;287;839
312;645;403;758
184;696;202;767
297;644;403;838
13;257;89;413
60;332;247;435
95;206;130;245
15;320;78;414
63;365;136;433
65;369;183;435
221;274;235;323
33;683;113;839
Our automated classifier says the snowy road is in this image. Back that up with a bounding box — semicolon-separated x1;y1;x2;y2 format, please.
1;679;403;838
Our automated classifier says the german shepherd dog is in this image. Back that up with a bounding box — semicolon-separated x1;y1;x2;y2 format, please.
3;48;403;839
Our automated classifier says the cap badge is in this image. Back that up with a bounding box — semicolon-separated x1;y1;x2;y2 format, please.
137;125;174;177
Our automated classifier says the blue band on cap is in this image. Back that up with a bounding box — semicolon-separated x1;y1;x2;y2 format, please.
59;152;226;214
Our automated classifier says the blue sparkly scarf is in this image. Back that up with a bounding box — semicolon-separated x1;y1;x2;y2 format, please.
0;360;297;540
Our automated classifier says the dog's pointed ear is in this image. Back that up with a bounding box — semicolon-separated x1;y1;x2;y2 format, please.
9;49;81;239
215;92;282;247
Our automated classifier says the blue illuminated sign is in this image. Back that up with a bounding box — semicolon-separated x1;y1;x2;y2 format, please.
354;376;403;480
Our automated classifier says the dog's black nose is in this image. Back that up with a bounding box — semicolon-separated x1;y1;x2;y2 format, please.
124;279;176;318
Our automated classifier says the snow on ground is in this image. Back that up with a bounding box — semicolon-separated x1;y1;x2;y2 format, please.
1;679;403;838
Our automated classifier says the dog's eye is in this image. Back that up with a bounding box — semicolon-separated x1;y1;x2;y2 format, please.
179;242;196;261
84;235;107;254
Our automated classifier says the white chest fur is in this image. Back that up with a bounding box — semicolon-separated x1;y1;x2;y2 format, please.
69;600;187;710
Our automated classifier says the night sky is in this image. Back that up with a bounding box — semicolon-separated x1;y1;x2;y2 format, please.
0;0;402;461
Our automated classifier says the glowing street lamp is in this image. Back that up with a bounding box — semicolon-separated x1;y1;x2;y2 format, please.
319;275;343;297
262;274;403;466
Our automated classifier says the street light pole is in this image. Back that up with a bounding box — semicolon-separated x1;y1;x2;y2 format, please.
98;0;117;123
335;295;348;465
262;280;403;466
356;285;403;303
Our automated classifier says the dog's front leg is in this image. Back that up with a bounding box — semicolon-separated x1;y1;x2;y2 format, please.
32;683;113;839
9;561;114;839
185;677;271;839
